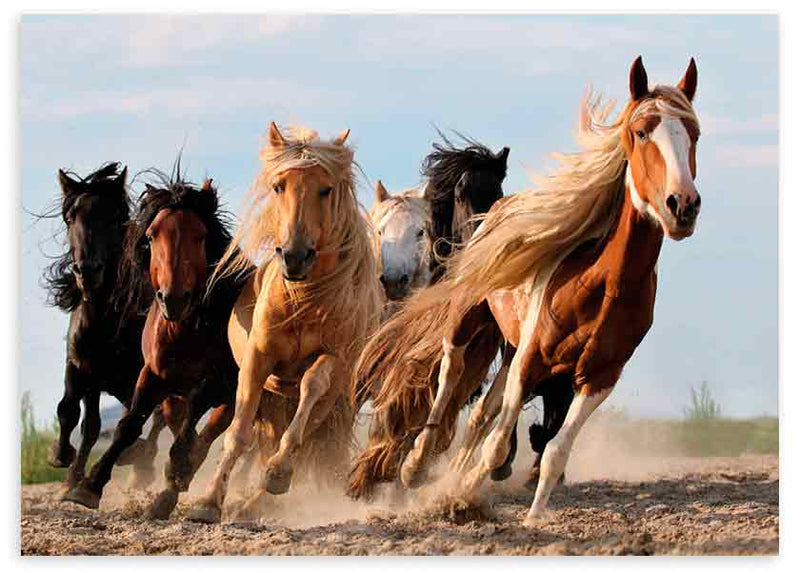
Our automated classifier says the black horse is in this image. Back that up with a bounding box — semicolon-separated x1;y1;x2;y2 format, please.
63;172;251;519
421;134;574;487
43;163;165;493
421;131;509;283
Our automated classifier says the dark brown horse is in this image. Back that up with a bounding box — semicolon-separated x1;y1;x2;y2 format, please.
63;173;250;519
43;163;164;494
350;58;702;526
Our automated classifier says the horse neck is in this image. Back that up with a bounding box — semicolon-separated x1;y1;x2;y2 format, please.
598;176;664;291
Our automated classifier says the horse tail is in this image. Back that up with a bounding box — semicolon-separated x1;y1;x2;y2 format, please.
348;279;502;500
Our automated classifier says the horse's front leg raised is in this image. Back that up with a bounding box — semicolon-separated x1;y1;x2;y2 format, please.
261;354;339;495
48;362;83;472
186;345;275;524
62;367;166;509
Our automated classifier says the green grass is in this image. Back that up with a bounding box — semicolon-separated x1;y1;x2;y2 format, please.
20;392;68;485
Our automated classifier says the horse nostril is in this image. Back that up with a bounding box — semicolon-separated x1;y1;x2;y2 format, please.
399;274;410;286
666;195;679;217
156;290;165;302
305;248;316;262
379;275;386;286
275;246;283;257
695;195;701;208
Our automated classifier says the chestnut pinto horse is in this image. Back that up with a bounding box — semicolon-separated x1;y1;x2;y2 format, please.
187;124;382;523
63;175;249;518
350;57;701;525
43;163;164;494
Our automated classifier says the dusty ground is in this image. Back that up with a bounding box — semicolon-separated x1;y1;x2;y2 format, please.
20;453;778;556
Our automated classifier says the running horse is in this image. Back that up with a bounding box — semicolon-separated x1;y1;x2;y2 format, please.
187;124;382;523
369;181;430;311
349;56;702;526
63;173;249;519
43;163;164;495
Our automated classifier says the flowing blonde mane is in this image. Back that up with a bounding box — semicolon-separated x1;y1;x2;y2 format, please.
444;86;699;309
214;125;383;365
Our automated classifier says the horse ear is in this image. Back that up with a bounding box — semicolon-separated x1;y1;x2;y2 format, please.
677;57;698;102
333;128;350;146
57;169;74;196
629;55;649;101
375;180;390;202
269;122;287;148
496;147;510;165
202;177;214;192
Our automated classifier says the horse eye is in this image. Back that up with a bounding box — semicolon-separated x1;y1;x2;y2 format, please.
417;229;424;239
273;184;283;194
636;130;647;141
320;186;333;198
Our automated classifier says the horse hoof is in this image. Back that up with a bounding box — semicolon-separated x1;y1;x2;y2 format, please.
490;462;513;482
62;484;101;509
400;459;427;489
147;488;179;521
186;503;222;524
262;466;292;495
127;465;156;490
231;491;266;523
47;442;76;468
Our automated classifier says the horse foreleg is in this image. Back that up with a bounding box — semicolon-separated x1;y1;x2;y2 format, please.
62;368;165;509
450;347;513;475
48;362;82;470
399;337;466;489
61;388;101;494
261;354;338;495
524;384;611;526
525;378;574;491
187;345;274;524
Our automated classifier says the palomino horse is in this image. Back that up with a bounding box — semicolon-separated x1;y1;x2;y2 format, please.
350;56;701;526
43;163;165;495
369;181;430;306
187;124;382;523
63;174;250;519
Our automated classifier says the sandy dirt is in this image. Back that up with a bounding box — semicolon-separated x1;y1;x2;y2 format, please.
20;449;778;556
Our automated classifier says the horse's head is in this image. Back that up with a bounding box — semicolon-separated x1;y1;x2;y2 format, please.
137;178;225;322
623;56;701;241
58;163;129;300
422;135;509;259
268;122;352;282
370;181;430;301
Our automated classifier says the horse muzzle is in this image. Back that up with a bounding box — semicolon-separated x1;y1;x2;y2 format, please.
276;245;317;282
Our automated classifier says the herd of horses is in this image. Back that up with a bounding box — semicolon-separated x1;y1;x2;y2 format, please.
40;56;702;528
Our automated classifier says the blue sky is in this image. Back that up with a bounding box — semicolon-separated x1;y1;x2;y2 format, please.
18;14;778;422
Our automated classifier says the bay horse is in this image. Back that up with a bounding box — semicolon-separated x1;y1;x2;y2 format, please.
63;173;249;519
349;56;701;526
186;124;382;523
43;163;164;495
369;180;430;308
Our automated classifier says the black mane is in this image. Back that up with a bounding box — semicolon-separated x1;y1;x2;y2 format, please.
117;170;238;318
421;131;508;207
43;162;130;312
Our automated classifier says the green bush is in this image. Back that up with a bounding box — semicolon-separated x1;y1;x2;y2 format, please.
20;392;67;485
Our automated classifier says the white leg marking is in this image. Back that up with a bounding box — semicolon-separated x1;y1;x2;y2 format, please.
524;386;612;525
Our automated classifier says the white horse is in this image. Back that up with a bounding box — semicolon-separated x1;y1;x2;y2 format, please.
368;181;431;308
